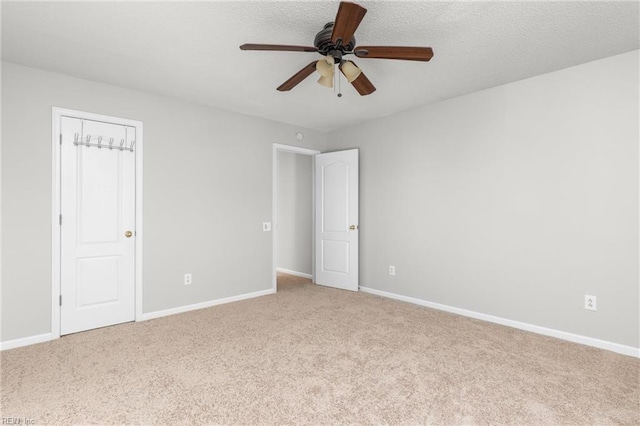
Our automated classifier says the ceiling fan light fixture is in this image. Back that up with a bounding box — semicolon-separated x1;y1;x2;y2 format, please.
240;1;432;95
340;61;362;83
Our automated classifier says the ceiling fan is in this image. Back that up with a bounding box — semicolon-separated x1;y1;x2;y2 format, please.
240;1;434;96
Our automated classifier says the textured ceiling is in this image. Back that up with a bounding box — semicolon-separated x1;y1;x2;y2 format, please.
2;1;639;131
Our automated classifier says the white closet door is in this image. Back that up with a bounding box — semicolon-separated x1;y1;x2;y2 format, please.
60;117;136;335
314;149;359;291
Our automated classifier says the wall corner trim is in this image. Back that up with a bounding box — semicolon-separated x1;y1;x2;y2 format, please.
0;333;53;351
139;288;276;321
359;286;640;358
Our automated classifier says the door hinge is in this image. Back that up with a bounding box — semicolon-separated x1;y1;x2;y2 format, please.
60;134;62;145
59;295;62;306
59;214;62;226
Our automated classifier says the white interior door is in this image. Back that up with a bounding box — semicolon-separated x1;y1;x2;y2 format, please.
60;117;136;335
314;149;359;291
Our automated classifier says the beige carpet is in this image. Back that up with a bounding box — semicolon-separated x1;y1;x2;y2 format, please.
1;273;638;425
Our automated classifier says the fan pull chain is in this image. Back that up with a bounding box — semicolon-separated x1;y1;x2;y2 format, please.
337;66;342;98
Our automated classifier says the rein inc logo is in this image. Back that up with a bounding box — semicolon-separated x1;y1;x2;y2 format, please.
2;418;35;425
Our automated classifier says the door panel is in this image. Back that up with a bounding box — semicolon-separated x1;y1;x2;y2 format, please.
322;162;349;232
77;256;121;307
315;149;359;291
60;117;136;335
321;240;350;273
79;147;121;243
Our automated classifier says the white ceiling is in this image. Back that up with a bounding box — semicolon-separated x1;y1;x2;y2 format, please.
2;1;638;132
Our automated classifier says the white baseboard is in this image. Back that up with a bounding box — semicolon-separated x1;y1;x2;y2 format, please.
1;289;275;351
359;286;639;358
7;288;635;358
0;333;52;351
277;267;312;279
140;288;275;321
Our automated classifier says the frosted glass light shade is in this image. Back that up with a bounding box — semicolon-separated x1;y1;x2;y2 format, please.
316;56;335;88
316;57;334;76
341;61;362;83
317;75;334;88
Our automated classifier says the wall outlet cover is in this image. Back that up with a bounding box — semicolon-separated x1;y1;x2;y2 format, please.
585;295;597;311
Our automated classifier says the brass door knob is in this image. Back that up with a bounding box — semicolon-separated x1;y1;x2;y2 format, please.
125;231;133;238
349;225;358;230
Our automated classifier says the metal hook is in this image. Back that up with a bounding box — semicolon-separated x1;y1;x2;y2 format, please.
86;135;91;147
109;138;114;150
120;139;126;151
130;140;135;152
97;136;103;149
74;133;80;145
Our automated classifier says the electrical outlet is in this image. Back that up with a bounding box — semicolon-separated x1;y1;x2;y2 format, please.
585;295;596;311
389;265;396;276
184;273;192;285
262;222;272;232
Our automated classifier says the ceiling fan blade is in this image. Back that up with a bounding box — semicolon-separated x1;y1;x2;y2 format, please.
340;61;376;96
354;46;434;61
331;2;367;45
240;43;318;53
277;61;318;91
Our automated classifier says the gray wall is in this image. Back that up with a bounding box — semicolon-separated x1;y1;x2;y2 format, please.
326;51;639;348
1;62;327;342
277;151;313;275
3;50;639;349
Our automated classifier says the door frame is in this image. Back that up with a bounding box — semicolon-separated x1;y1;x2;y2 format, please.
51;107;144;339
272;143;320;291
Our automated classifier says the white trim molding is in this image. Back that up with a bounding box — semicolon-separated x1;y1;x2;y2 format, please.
276;267;312;280
140;288;275;321
1;333;53;351
360;286;640;358
51;107;144;340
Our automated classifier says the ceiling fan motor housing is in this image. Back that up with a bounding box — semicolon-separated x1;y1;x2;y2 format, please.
315;22;356;62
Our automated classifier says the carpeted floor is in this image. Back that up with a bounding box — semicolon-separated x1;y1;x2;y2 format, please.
1;273;638;424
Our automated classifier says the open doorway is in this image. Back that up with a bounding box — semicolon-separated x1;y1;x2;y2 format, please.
272;144;320;291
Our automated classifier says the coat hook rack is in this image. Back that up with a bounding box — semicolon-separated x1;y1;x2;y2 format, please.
72;132;135;152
